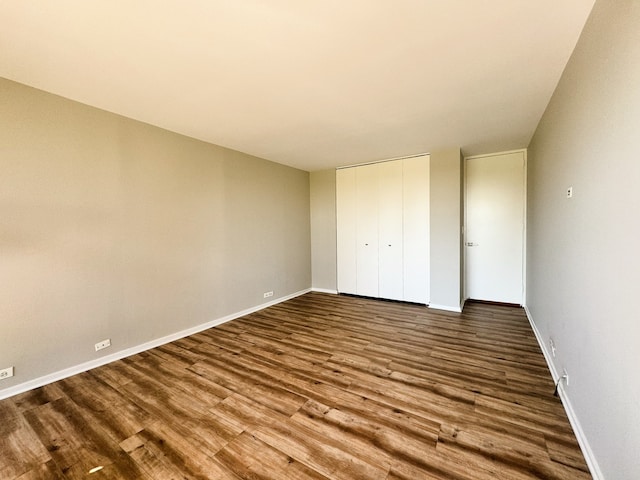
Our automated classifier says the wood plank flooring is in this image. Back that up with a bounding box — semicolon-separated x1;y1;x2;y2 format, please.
0;292;591;479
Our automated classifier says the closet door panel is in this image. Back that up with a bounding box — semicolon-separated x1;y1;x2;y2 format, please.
336;168;357;294
355;164;379;297
403;155;430;304
378;160;404;300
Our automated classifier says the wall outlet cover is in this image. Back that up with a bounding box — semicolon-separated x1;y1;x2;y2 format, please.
95;339;111;352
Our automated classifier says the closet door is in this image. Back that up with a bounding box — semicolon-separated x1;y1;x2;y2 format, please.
403;155;430;304
355;164;379;297
336;168;357;295
378;160;404;300
336;155;430;303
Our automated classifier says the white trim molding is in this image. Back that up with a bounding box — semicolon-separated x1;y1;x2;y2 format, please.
311;288;338;294
0;288;310;401
523;305;604;480
428;303;463;313
460;298;468;312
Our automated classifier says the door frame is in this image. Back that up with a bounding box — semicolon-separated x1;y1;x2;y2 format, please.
463;149;527;305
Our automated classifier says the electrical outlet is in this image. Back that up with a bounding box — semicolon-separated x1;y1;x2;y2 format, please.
95;339;111;352
263;291;274;298
0;366;15;380
563;368;569;386
566;186;573;198
549;338;556;357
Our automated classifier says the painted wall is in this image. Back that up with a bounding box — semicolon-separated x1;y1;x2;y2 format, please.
429;148;463;311
310;169;337;292
526;1;640;479
0;78;311;397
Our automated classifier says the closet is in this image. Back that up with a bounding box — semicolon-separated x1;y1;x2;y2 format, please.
336;155;430;304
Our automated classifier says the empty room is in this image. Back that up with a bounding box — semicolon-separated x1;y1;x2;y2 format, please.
1;1;638;479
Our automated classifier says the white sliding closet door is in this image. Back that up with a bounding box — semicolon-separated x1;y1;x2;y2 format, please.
336;154;430;304
378;160;404;300
336;168;357;295
355;163;379;297
403;156;430;303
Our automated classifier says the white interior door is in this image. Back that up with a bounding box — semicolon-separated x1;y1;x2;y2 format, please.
378;160;403;300
465;151;525;304
356;163;379;297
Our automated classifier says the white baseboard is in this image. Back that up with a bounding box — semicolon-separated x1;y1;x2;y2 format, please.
311;288;338;294
428;303;463;313
523;305;558;379
523;305;604;480
0;288;310;401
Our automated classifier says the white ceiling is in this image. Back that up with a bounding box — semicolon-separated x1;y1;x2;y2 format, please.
0;1;594;171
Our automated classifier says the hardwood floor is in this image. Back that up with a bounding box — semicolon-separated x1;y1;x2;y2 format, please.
0;292;591;479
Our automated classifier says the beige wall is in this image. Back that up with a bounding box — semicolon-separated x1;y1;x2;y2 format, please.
527;1;640;478
0;78;310;397
429;148;463;311
310;169;337;292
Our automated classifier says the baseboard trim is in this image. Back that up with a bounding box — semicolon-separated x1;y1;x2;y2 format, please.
311;288;338;294
523;305;558;379
523;305;604;480
428;303;463;313
0;288;311;401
